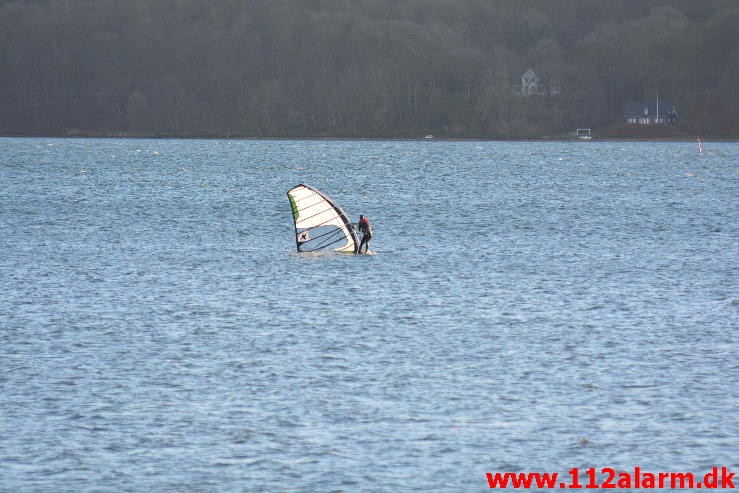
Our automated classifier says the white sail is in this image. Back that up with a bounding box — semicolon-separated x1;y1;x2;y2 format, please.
287;184;358;253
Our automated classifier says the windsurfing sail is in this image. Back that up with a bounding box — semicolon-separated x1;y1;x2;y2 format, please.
287;184;358;253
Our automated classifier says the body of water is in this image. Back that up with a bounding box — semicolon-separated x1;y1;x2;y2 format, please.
1;138;737;491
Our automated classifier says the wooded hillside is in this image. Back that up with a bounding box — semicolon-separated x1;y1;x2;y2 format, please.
1;0;737;138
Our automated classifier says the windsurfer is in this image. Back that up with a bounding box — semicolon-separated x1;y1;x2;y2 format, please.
357;215;372;254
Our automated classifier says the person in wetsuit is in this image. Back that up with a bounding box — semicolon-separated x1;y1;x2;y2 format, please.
357;214;373;254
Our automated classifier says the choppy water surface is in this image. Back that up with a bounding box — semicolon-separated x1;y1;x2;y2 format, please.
1;138;737;492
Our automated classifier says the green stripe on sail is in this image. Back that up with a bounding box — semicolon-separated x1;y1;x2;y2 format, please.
289;194;299;221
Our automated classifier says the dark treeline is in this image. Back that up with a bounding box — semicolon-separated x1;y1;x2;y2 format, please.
1;0;737;138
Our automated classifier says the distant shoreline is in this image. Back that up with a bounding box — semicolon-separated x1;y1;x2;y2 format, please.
1;133;737;142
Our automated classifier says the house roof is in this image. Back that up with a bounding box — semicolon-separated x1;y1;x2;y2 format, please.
522;68;538;82
624;101;678;117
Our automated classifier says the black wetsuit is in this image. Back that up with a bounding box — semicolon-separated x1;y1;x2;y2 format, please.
358;218;372;253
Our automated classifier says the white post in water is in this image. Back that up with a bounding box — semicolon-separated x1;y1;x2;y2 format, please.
656;92;659;124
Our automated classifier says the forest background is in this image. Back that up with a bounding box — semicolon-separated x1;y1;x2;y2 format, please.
1;0;737;139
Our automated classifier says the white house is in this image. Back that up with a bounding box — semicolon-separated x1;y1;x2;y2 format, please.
515;68;560;97
624;101;679;125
